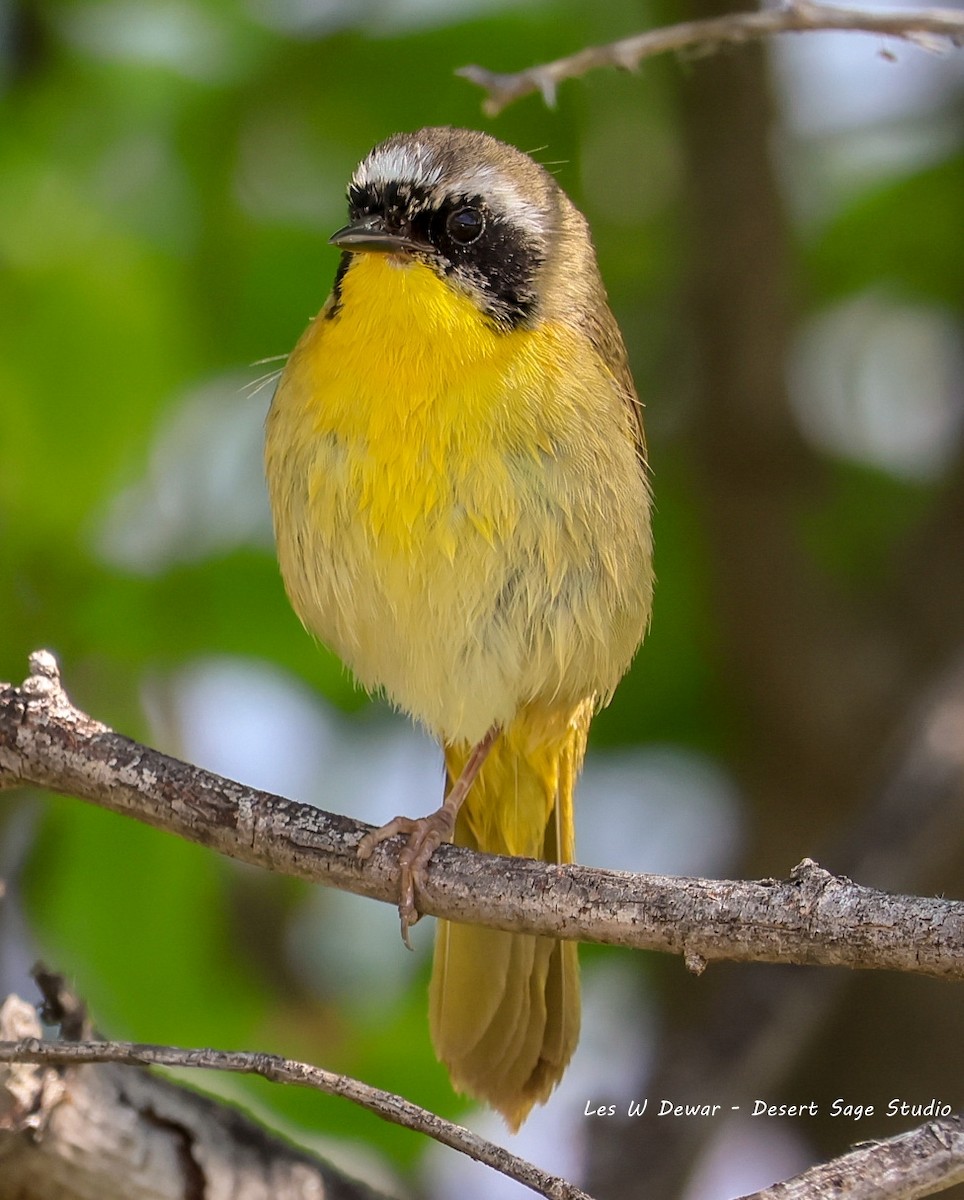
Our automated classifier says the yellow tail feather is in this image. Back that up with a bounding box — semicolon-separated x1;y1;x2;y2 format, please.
429;702;590;1130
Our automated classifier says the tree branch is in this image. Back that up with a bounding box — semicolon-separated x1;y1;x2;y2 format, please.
1;651;962;978
739;1115;964;1200
0;1029;591;1200
3;1023;963;1200
457;0;964;115
0;992;392;1200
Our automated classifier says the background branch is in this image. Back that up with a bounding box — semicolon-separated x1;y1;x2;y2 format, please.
741;1115;964;1200
0;968;589;1199
3;1019;962;1200
0;1034;590;1200
0;988;391;1200
2;652;962;978
458;0;964;115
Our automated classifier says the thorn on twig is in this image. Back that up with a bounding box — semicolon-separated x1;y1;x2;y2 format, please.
20;651;63;708
27;650;61;684
457;5;964;115
684;950;708;975
789;857;833;885
928;1120;955;1150
535;73;557;108
612;44;640;71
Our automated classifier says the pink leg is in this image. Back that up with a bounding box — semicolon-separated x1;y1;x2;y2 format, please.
357;726;499;946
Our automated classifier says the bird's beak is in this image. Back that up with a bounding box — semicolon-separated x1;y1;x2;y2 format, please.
328;216;422;255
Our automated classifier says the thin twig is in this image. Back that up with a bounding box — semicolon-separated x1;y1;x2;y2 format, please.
2;1034;963;1200
1;651;962;978
0;1037;592;1200
739;1114;964;1200
457;0;964;115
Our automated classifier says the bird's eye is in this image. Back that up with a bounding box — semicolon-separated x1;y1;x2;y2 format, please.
446;206;485;245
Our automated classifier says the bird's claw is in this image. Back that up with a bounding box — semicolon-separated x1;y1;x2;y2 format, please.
357;807;457;947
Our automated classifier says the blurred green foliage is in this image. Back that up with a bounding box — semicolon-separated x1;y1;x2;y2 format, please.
2;0;963;1187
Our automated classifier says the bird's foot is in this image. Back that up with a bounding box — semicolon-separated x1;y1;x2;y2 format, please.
357;725;499;947
357;806;458;947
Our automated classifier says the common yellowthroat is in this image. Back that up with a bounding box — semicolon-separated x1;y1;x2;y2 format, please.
265;127;653;1128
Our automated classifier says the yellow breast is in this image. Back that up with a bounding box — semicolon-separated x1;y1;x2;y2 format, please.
265;253;652;743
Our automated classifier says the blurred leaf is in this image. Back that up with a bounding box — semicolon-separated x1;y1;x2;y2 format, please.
808;155;964;309
23;795;267;1045
800;461;934;592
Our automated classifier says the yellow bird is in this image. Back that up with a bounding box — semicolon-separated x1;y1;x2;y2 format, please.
264;127;653;1129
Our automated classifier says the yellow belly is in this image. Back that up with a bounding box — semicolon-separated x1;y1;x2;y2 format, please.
265;253;651;743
